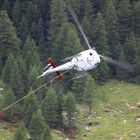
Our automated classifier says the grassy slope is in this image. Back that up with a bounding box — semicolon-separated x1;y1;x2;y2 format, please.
76;80;140;140
0;80;140;140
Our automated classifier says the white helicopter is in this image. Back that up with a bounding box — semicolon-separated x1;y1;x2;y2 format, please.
37;7;133;80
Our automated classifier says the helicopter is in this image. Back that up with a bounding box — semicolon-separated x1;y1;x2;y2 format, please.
37;7;133;80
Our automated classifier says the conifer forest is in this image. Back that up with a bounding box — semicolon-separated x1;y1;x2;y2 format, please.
0;0;140;140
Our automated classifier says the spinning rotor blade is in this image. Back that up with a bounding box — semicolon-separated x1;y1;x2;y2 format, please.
99;55;134;72
69;6;91;49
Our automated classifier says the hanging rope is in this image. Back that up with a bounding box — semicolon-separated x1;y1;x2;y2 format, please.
2;70;69;112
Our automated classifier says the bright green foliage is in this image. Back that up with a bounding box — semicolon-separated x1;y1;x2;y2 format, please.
41;125;52;140
23;90;38;127
13;122;29;140
84;75;96;113
65;92;76;129
0;10;20;60
3;89;16;120
29;109;45;140
41;88;58;128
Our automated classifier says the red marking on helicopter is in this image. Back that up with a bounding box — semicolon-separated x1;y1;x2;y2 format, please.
48;58;64;80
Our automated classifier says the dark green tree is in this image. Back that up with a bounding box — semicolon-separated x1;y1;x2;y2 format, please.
71;79;85;102
10;60;24;99
26;2;39;27
56;94;63;128
84;75;96;113
23;36;41;71
41;125;52;140
41;88;58;128
17;56;28;93
29;109;45;140
104;0;121;75
117;0;131;43
124;32;137;64
48;0;67;60
65;92;76;129
0;10;20;60
116;50;127;79
12;0;22;27
131;1;140;35
92;12;109;79
2;89;16;121
18;16;29;42
92;12;108;54
23;89;38;127
13;122;29;140
28;65;42;90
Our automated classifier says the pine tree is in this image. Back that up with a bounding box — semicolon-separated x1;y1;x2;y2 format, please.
10;60;24;99
28;65;42;90
0;55;3;76
23;36;41;71
3;89;16;121
84;75;96;113
56;94;63;128
92;12;108;54
92;12;109;80
29;109;45;140
65;92;76;129
48;0;67;60
117;0;131;43
13;122;29;140
17;56;28;93
41;125;52;140
134;37;140;76
12;0;22;27
41;88;58;128
18;16;29;42
124;32;137;64
71;79;85;102
104;0;121;75
26;2;39;27
0;10;20;61
132;1;140;35
116;50;127;79
2;53;14;84
23;89;38;127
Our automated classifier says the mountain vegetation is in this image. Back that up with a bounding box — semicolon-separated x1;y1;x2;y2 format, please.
0;0;139;139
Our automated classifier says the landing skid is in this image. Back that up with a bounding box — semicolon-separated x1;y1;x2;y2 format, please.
72;72;89;80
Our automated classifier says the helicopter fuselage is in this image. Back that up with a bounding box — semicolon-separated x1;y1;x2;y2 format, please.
37;49;101;78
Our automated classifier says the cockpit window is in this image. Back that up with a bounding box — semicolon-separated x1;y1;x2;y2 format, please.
90;53;92;56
